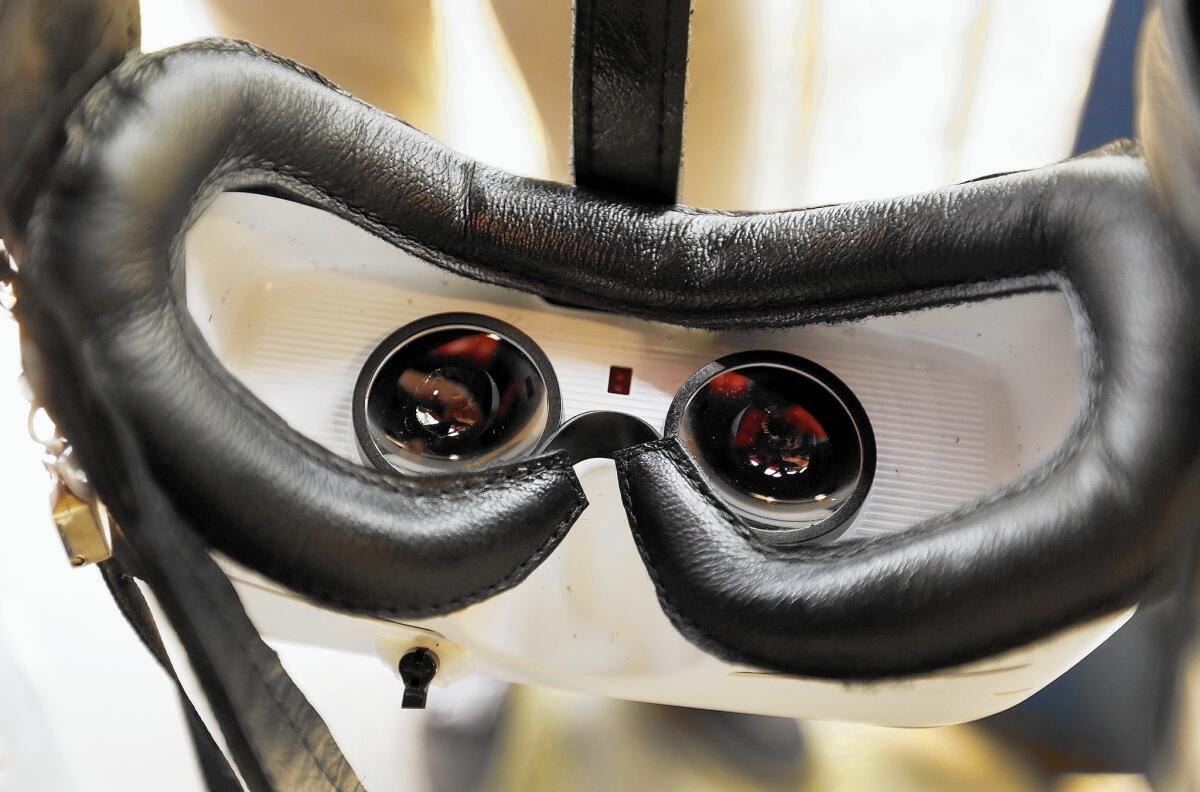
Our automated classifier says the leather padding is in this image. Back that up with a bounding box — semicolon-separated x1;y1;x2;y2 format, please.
20;41;587;619
614;153;1200;677
15;40;1200;676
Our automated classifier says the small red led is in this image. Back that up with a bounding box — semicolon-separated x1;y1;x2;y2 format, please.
607;366;633;395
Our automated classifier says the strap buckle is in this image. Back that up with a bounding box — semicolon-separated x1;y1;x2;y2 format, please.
51;479;112;567
28;402;113;567
3;238;111;566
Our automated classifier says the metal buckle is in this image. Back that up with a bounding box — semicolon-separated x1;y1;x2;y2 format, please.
51;481;113;567
29;405;114;566
32;408;113;567
3;239;111;564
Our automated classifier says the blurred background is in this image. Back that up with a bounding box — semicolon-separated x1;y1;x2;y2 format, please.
0;0;1183;789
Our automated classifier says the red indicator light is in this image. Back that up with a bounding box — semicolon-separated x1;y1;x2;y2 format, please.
607;366;633;395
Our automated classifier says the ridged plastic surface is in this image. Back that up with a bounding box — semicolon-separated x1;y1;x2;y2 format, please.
188;192;1078;542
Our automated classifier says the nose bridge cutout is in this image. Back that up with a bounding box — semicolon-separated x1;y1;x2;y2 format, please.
543;411;661;464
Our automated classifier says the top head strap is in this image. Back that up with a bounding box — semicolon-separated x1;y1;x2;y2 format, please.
572;0;691;203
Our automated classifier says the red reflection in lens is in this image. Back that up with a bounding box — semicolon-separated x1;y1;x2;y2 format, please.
734;407;766;447
780;404;828;440
709;371;753;398
433;333;500;363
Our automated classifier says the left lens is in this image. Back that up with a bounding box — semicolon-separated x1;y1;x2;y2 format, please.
354;314;560;474
667;352;875;541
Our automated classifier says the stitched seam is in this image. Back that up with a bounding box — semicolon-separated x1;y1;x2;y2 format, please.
614;272;1114;672
65;44;1103;513
232;471;588;616
110;161;588;609
43;51;588;618
668;290;1099;553
97;39;1147;230
461;159;477;239
156;206;571;501
129;44;1111;331
232;160;1059;330
181;167;547;495
614;449;736;663
662;437;873;561
46;40;1132;643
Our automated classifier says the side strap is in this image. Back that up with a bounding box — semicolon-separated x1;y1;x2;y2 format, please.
0;0;140;243
88;430;365;791
572;0;691;204
99;538;244;792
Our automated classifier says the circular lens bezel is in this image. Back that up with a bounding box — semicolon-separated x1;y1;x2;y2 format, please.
353;313;562;475
665;351;876;544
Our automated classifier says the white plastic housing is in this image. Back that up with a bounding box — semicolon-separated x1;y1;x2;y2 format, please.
186;193;1131;726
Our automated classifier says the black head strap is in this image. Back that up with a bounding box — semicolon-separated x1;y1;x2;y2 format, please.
572;0;691;203
0;0;138;242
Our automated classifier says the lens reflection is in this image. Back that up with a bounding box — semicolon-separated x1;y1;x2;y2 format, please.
676;355;872;534
360;320;555;473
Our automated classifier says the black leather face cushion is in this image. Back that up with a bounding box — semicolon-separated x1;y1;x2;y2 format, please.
611;148;1200;678
14;40;1200;676
18;41;589;619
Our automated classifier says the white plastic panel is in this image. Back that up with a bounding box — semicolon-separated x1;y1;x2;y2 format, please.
187;192;1081;543
185;191;1119;725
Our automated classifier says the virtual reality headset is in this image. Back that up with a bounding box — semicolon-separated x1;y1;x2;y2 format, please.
3;0;1200;787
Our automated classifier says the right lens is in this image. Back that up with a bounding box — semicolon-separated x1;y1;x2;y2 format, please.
668;352;874;540
354;314;560;474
